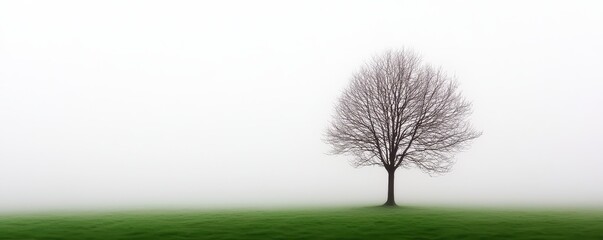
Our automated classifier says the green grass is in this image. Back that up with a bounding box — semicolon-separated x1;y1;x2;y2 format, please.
1;206;602;239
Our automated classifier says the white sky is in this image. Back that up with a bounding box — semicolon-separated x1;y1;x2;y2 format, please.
1;0;602;212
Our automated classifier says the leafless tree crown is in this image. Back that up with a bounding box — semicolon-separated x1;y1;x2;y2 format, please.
326;49;481;174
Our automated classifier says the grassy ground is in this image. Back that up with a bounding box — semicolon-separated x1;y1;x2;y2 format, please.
1;206;602;239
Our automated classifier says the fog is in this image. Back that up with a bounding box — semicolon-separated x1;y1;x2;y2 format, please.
1;1;602;212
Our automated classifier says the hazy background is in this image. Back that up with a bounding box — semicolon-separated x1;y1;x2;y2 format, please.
1;0;602;212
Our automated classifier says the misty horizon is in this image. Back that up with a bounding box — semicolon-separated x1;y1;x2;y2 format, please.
1;1;603;213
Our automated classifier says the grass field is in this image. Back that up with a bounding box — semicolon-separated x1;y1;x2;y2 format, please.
1;206;602;239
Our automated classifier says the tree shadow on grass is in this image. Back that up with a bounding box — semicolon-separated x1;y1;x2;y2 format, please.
356;205;417;210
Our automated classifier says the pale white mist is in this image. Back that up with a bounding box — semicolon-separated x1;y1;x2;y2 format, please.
1;0;602;212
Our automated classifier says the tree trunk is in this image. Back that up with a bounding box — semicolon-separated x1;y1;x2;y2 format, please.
383;169;397;206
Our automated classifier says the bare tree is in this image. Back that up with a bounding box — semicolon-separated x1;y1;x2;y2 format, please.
326;49;481;206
